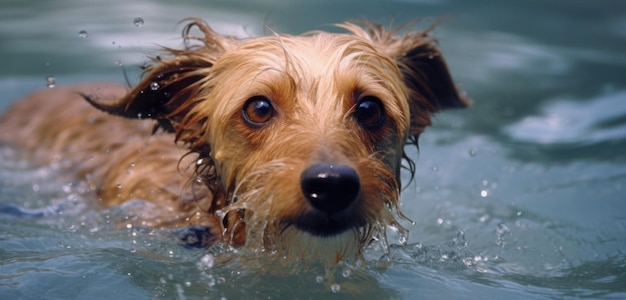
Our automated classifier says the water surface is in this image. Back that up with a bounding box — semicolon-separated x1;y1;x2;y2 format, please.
1;0;625;299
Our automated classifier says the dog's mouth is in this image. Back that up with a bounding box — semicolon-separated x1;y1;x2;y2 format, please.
283;210;366;237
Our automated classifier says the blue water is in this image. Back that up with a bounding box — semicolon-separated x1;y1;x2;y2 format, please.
1;0;626;299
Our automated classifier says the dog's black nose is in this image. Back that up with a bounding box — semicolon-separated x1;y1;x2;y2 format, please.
300;164;360;214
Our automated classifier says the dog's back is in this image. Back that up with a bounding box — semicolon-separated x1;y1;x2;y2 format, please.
0;83;218;229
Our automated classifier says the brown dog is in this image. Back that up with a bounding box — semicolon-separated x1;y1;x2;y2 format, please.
0;19;468;265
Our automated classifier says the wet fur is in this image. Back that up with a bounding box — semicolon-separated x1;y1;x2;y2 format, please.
0;19;468;265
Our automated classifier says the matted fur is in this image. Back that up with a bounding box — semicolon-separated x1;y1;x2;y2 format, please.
0;19;468;265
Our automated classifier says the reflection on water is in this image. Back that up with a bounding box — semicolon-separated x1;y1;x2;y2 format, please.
505;90;626;145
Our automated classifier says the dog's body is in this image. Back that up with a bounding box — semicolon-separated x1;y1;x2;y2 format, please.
0;19;468;265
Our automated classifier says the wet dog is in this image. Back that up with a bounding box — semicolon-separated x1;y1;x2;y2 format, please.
0;19;468;265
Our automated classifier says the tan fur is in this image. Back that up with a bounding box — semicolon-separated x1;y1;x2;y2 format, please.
0;19;468;265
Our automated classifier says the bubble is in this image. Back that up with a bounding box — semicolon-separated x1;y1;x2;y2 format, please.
78;30;88;38
150;82;160;91
330;284;341;293
133;17;144;28
46;75;56;88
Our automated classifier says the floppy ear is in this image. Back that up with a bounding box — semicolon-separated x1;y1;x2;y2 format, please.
345;21;470;136
83;18;237;134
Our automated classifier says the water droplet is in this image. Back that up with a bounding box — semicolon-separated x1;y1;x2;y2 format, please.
431;165;439;172
114;58;122;66
479;214;490;222
78;30;88;38
454;229;467;247
469;148;477;157
133;17;144;28
342;269;351;278
331;284;341;293
126;223;133;229
150;82;160;91
387;221;409;245
197;254;215;269
495;222;510;247
116;183;122;189
315;276;324;283
480;190;489;197
46;75;56;88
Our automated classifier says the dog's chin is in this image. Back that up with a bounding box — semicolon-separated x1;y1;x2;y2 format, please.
277;223;364;265
286;210;366;237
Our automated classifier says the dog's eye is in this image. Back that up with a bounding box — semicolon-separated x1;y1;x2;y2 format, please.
355;96;385;130
243;96;275;126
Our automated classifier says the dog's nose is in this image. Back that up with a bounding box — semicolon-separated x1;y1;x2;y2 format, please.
300;164;360;214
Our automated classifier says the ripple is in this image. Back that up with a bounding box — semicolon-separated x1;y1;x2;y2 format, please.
504;90;626;145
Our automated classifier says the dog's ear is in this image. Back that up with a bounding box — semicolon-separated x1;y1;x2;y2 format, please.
343;21;470;136
396;35;471;136
83;18;237;133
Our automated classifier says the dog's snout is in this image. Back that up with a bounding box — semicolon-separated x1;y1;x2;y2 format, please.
300;164;360;214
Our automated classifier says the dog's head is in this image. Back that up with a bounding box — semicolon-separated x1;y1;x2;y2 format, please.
87;18;468;264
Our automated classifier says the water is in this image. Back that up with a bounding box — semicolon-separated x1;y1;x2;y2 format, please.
1;0;625;299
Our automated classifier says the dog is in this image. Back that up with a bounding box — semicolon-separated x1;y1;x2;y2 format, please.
0;18;468;265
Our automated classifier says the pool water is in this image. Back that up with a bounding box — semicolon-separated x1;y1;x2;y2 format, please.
1;0;625;299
